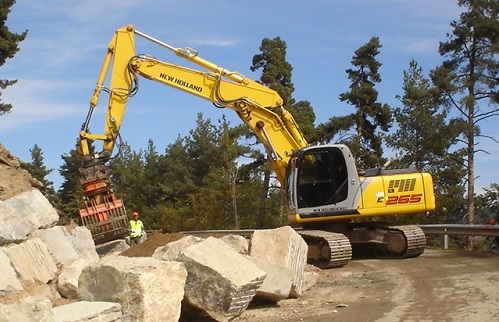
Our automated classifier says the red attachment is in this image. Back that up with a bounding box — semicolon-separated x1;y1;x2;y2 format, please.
79;190;129;244
81;178;112;196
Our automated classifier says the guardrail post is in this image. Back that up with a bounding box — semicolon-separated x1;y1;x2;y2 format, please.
443;227;448;250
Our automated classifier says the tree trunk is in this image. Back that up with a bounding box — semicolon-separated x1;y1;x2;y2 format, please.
231;166;239;229
466;103;475;250
257;169;271;229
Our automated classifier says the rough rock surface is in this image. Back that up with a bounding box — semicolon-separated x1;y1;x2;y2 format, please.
220;234;249;254
95;239;130;257
78;256;187;322
0;295;54;322
0;248;23;295
247;256;293;302
0;144;40;201
0;189;59;245
32;226;82;266
57;259;89;299
52;301;122;322
4;237;58;284
152;234;204;261
250;226;308;297
178;236;267;321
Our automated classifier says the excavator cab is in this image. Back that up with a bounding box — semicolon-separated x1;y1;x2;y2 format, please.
287;144;435;225
286;144;361;222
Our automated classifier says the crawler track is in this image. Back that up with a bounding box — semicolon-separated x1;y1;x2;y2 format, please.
299;230;352;268
390;225;426;258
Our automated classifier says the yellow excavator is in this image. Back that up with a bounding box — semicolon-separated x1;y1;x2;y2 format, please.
78;25;435;268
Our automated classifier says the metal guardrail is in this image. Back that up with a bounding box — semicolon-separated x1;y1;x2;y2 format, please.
183;225;499;237
419;224;499;250
180;225;499;252
419;224;499;237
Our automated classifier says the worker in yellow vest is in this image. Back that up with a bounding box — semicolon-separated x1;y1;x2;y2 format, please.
129;211;145;246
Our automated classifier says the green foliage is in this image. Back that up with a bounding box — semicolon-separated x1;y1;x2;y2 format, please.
251;37;316;143
25;144;61;211
321;37;392;169
25;144;54;191
432;0;499;225
316;114;355;144
57;144;85;219
103;114;264;231
109;143;147;212
251;37;294;107
385;60;467;224
475;183;499;223
0;0;27;115
288;100;317;142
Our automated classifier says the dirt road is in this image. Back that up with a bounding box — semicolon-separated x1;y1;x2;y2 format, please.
234;249;499;322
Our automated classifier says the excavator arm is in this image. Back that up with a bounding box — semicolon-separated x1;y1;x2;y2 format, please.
77;25;308;244
79;25;307;185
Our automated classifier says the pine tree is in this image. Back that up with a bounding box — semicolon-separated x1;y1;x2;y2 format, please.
0;0;27;115
108;142;145;214
185;114;248;229
337;37;392;169
25;144;63;214
155;136;197;231
250;36;316;227
432;0;499;227
385;60;466;224
58;147;84;220
25;144;55;192
251;36;316;140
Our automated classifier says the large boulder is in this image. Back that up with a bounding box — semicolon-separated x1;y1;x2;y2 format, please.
178;237;266;321
247;256;293;303
0;189;58;245
57;259;89;299
65;225;99;265
0;248;23;295
4;237;58;284
31;226;82;267
250;226;308;297
152;235;204;261
78;256;187;322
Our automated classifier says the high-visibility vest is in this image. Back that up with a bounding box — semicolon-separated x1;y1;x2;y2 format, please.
130;220;144;238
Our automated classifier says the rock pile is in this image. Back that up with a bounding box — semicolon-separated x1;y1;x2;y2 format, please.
0;144;318;321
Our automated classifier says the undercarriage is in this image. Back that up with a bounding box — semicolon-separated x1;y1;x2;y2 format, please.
300;222;426;268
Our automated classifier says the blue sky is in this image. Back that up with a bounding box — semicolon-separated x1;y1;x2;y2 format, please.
1;1;497;192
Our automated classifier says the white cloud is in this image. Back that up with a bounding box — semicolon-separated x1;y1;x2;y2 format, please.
185;38;239;48
0;77;89;134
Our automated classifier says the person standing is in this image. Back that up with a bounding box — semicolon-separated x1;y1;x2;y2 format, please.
129;211;145;246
